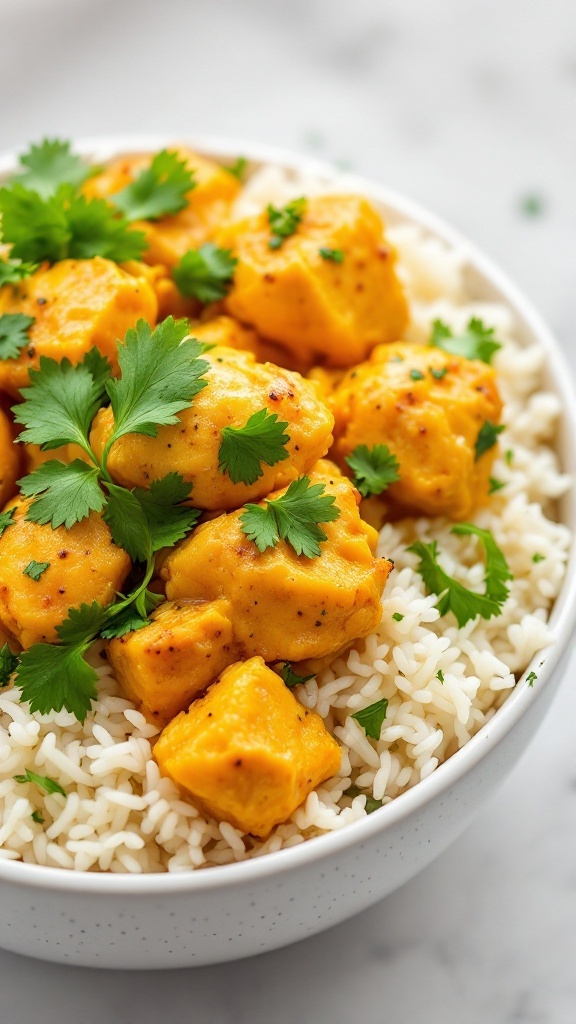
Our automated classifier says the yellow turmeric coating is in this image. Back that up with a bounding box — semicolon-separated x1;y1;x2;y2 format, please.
154;656;341;837
121;260;199;321
84;148;240;268
0;258;157;397
90;345;334;512
219;194;409;370
107;599;241;726
0;407;21;507
0;498;131;649
330;342;503;519
161;461;392;664
23;442;90;474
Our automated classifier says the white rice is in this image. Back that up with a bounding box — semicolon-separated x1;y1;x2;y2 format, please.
0;168;571;872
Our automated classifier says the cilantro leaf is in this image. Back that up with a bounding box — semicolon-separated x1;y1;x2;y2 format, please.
13;768;67;797
475;420;505;461
0;259;37;288
0;507;16;537
240;476;340;558
9;139;91;198
55;601;109;645
365;796;384;814
319;247;344;263
351;698;388;740
13;348;112;453
488;476;505;494
226;157;248;181
278;663;315;688
31;810;45;824
532;553;545;563
267;198;306;249
345;444;400;498
105;317;209;444
0;643;18;686
219;409;290;486
526;670;537;686
102;482;150;562
16;642;98;722
436;669;445;683
23;560;50;581
133;473;200;552
172;244;237;303
99;605;152;639
20;460;105;529
430;366;448;381
0;313;35;361
430;318;502;365
65;194;146;262
408;523;512;628
392;612;404;622
113;149;195;222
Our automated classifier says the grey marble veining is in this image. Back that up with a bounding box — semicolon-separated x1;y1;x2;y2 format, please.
0;0;575;1019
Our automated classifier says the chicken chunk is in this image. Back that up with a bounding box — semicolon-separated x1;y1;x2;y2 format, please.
218;194;409;370
0;406;20;506
161;461;392;663
330;342;503;519
107;599;241;725
84;148;240;268
154;656;341;837
0;258;157;397
90;345;334;512
0;498;131;648
190;315;302;370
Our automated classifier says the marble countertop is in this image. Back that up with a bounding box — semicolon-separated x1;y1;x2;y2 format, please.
1;0;575;1019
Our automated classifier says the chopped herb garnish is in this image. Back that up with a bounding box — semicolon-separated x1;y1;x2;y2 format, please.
365;795;384;814
475;420;505;461
23;560;50;581
526;671;537;686
430;317;501;365
31;810;45;824
488;477;505;494
0;507;16;537
392;612;404;622
505;448;514;466
436;669;445;684
112;149;195;222
278;663;315;688
267;198;306;250
219;408;290;486
409;522;512;628
240;475;340;558
14;769;66;797
0;644;18;686
343;784;362;799
0;313;35;361
172;243;237;304
226;157;248;181
430;366;448;381
351;698;388;740
532;553;545;564
319;247;344;263
0;258;38;288
8;138;92;198
345;444;400;498
409;368;425;381
521;194;545;218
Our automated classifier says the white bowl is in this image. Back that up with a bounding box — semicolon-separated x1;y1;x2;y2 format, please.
1;136;575;970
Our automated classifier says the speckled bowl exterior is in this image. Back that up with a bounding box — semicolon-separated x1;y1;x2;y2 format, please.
0;137;575;970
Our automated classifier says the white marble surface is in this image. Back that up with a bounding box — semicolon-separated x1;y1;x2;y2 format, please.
1;0;576;1019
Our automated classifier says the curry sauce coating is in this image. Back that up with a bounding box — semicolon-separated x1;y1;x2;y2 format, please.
0;498;131;649
90;345;334;512
0;406;21;507
330;342;503;520
106;599;241;726
83;147;240;268
0;257;157;397
160;461;392;664
218;193;408;370
154;656;341;838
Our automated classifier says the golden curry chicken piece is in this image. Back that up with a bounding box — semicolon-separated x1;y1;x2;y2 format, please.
84;148;240;268
0;258;157;397
90;345;334;512
154;657;341;837
0;407;20;507
161;461;392;664
0;498;131;649
190;315;302;371
330;342;503;520
218;194;409;370
121;260;199;321
107;599;241;726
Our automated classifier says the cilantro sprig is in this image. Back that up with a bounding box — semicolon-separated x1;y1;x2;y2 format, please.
14;768;66;797
278;663;315;688
172;244;237;304
0;313;35;361
240;476;340;558
346;444;400;498
351;698;388;740
475;420;504;461
408;523;512;628
112;149;195;222
0;259;38;288
219;409;290;486
0;644;18;686
430;318;502;365
7;139;93;199
267;198;307;250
